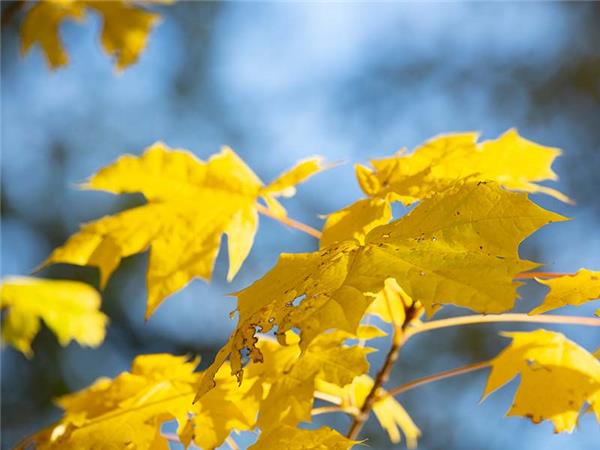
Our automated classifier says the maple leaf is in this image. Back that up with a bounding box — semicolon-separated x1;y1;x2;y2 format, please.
181;362;260;449
321;197;392;248
248;425;356;450
0;276;107;356
22;353;261;450
530;269;600;315
246;331;371;431
366;277;424;325
21;0;170;70
197;181;563;397
483;329;600;433
321;129;569;247
43;142;324;318
317;375;420;448
22;354;197;449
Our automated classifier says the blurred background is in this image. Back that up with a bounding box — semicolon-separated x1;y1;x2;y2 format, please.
1;1;599;449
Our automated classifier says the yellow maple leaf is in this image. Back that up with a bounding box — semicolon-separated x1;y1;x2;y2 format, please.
530;269;600;315
366;277;424;325
322;129;568;247
321;197;392;248
247;331;371;431
181;363;260;449
483;329;600;432
317;375;420;448
21;0;169;70
22;353;261;450
0;276;107;356
248;425;356;450
198;181;563;397
43;142;324;318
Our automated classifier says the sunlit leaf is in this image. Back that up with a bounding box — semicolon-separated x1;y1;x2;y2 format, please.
323;129;568;247
21;0;169;70
248;425;356;450
198;181;563;396
43;142;324;318
0;276;107;356
530;269;600;315
483;329;600;432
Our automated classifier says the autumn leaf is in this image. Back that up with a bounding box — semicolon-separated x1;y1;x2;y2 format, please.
321;197;392;248
21;353;261;450
530;269;600;315
357;129;568;205
317;375;420;448
322;129;568;246
248;425;356;450
248;331;371;431
21;0;169;70
483;329;600;432
181;362;260;449
0;277;107;356
366;278;424;326
43;142;324;318
198;181;563;397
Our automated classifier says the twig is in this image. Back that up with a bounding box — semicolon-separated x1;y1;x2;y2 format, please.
312;405;358;416
256;203;322;239
405;313;600;338
514;272;568;279
314;389;343;405
346;297;418;440
225;436;240;450
384;360;490;398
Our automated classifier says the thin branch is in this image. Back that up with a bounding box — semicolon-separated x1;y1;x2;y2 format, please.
312;405;358;416
384;360;490;398
314;390;343;405
346;300;419;440
406;313;600;338
514;271;569;279
225;436;240;450
346;332;404;439
256;203;322;239
163;432;199;448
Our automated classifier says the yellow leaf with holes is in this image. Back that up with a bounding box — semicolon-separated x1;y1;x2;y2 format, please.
483;330;600;432
253;331;370;431
530;269;600;315
249;425;356;450
317;375;420;448
21;0;167;70
198;181;562;397
182;363;260;449
323;130;568;247
43;142;324;318
0;277;107;356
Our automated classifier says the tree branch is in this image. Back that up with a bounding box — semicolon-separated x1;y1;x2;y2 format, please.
514;272;568;279
256;203;322;239
384;360;490;398
346;301;419;440
405;313;600;338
